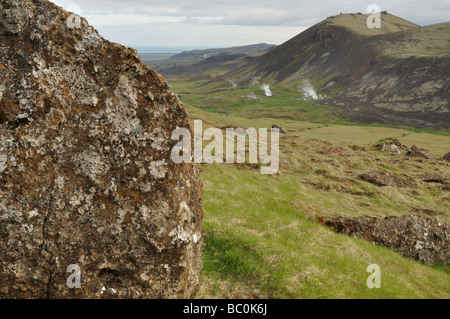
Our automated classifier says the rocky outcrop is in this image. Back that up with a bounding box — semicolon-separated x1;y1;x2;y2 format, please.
418;174;447;184
358;171;413;187
375;141;405;155
319;215;450;265
0;0;203;298
406;145;433;160
442;152;450;162
380;143;401;154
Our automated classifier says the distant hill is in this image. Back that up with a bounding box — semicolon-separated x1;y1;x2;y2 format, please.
171;43;276;58
222;13;450;129
147;43;276;76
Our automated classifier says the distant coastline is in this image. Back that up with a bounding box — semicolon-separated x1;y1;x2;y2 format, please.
137;49;182;54
135;47;209;54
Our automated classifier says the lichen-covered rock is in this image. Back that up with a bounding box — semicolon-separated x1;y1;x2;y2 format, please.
0;0;203;298
376;142;402;154
319;215;450;265
406;145;433;160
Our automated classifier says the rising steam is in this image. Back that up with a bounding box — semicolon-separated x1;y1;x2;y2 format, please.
298;80;318;100
262;84;272;97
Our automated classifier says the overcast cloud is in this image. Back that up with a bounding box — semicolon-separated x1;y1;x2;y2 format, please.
51;0;450;49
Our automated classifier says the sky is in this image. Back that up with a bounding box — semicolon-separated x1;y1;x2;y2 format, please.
51;0;450;49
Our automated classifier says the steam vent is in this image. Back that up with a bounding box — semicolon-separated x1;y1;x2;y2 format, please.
0;0;203;298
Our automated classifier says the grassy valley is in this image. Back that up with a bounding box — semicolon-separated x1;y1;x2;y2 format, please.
142;12;450;299
162;73;450;299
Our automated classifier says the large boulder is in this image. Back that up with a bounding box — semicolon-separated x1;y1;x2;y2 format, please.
376;142;402;155
0;0;203;298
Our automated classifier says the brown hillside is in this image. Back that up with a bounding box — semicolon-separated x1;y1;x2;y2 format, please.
224;13;450;129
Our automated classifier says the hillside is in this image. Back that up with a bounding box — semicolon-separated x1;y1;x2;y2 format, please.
221;13;450;129
148;43;275;76
165;89;450;299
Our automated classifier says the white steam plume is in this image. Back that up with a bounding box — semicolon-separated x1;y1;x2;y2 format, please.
298;80;318;100
262;84;272;97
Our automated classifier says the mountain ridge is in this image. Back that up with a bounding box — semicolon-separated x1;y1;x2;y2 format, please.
219;12;449;128
148;43;276;76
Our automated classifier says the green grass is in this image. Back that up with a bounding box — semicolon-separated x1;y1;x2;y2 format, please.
192;129;450;298
169;75;449;155
195;164;449;298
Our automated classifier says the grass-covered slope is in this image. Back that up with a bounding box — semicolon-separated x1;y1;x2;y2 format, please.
164;74;450;299
191;109;450;299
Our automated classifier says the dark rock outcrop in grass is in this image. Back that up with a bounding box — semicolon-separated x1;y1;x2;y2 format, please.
442;152;450;162
406;145;433;160
319;215;450;265
358;171;414;187
418;174;447;184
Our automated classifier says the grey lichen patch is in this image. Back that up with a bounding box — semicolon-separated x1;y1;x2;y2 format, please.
74;26;102;52
169;226;193;246
179;201;191;223
28;210;39;219
115;75;139;109
71;150;110;183
148;160;168;179
150;127;169;151
0;154;8;173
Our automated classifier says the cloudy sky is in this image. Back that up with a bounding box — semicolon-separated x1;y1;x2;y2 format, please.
51;0;450;49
